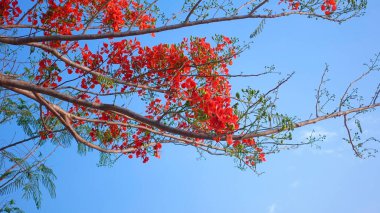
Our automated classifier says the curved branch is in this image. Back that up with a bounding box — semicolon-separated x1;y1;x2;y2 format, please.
1;74;379;141
241;103;380;139
343;114;361;157
1;84;227;155
0;12;338;44
64;113;225;152
0;75;213;139
6;86;154;154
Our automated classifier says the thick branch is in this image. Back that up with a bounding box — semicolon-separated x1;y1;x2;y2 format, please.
1;74;379;141
0;75;211;139
6;86;154;154
241;103;380;139
0;12;336;44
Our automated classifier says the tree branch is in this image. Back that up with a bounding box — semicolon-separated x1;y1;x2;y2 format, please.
248;0;269;15
0;11;339;45
343;114;361;157
0;129;66;152
1;74;379;141
184;0;203;23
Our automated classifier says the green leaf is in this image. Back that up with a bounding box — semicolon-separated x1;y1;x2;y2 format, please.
250;19;266;39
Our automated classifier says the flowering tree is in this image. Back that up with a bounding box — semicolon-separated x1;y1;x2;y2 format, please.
0;0;379;209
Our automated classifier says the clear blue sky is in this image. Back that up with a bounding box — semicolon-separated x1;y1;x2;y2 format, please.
3;1;380;212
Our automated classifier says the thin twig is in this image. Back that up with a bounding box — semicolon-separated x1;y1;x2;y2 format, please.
184;0;203;23
248;0;268;15
0;129;66;152
315;65;329;117
343;114;361;157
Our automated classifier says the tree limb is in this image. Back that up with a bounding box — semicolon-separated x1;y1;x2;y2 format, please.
0;12;340;45
1;74;379;141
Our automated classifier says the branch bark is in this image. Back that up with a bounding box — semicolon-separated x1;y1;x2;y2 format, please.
1;74;379;141
0;11;337;45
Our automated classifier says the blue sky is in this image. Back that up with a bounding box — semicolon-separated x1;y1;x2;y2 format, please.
2;1;380;212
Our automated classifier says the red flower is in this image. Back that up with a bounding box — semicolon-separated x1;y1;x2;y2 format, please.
226;135;233;145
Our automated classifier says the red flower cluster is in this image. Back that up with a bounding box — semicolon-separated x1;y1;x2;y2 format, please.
226;138;265;166
96;36;239;135
58;36;239;163
242;139;266;166
0;0;22;24
39;131;54;140
35;59;62;88
279;0;337;13
17;0;156;35
278;0;301;11
12;0;326;165
40;0;84;35
321;0;337;15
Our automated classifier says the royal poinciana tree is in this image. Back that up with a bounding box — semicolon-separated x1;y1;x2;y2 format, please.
0;0;379;209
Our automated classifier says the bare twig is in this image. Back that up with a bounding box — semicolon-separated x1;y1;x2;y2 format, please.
339;54;380;111
234;0;257;15
82;0;113;34
343;114;361;157
0;129;66;152
184;0;203;23
315;65;329;117
248;0;269;15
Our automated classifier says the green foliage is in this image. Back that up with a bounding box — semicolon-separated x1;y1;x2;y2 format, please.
250;19;266;39
346;0;367;9
0;160;56;209
0;200;24;213
97;152;115;167
96;75;114;89
50;130;72;148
